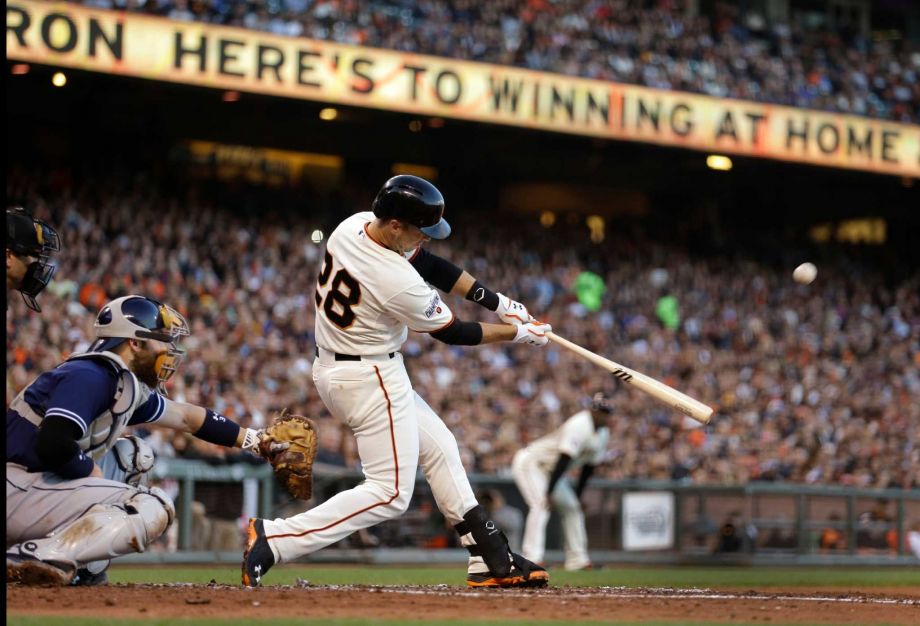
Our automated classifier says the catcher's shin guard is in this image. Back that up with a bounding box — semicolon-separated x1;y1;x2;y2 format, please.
7;487;173;572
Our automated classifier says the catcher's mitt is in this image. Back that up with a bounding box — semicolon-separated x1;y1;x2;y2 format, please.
259;410;318;500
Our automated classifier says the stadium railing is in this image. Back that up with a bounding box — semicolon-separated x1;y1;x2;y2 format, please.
121;460;919;566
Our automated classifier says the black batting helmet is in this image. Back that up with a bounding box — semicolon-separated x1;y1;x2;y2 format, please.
372;175;451;239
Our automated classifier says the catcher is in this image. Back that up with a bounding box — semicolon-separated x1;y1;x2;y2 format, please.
6;294;317;585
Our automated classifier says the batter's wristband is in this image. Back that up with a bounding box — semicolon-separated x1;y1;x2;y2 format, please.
465;281;499;311
194;409;241;447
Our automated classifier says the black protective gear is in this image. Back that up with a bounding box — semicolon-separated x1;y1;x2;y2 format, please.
7;208;60;312
456;505;512;578
372;175;451;239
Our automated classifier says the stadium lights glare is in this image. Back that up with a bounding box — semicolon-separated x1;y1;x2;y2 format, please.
408;120;423;132
222;90;240;102
51;72;67;87
706;155;733;171
11;64;30;75
319;108;338;121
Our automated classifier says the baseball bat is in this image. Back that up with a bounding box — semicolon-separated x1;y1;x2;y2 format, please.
546;331;714;424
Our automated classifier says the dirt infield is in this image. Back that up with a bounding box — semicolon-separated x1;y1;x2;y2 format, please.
7;583;920;624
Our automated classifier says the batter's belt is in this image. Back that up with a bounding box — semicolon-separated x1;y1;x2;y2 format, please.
314;346;398;364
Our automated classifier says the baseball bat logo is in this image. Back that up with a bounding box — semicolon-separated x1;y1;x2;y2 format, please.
611;368;633;382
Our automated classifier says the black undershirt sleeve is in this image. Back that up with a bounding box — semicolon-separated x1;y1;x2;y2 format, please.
575;464;596;498
409;248;464;293
546;453;573;497
35;416;94;478
429;319;483;345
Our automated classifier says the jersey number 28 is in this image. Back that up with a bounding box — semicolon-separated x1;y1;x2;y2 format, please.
315;250;361;329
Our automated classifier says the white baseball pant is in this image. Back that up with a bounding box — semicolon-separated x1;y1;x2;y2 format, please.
511;449;591;571
262;351;478;562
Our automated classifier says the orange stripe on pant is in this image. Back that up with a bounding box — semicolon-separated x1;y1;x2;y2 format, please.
266;365;399;541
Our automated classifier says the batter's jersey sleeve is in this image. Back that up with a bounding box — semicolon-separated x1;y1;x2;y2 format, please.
385;283;455;333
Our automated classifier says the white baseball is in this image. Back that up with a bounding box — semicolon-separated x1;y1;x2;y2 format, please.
793;262;817;285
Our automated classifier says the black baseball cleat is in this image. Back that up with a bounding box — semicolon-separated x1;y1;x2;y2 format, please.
466;553;549;588
6;553;76;586
242;518;275;587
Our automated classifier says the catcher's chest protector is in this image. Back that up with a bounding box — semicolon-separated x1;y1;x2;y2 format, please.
10;351;147;461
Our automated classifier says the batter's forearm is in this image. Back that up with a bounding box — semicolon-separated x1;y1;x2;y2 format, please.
479;322;518;344
451;271;476;298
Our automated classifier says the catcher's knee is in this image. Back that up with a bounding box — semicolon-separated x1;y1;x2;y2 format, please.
126;486;176;543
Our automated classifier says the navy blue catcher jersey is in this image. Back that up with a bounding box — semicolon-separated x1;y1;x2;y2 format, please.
6;357;165;472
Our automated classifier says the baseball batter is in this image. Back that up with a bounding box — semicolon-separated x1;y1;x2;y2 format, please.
243;175;553;588
6;295;271;585
6;207;60;312
512;393;612;571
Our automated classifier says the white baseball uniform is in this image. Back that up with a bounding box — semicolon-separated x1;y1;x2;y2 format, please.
262;211;479;562
512;409;609;570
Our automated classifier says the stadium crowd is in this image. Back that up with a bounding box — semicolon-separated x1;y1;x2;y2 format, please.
7;167;919;492
73;0;920;122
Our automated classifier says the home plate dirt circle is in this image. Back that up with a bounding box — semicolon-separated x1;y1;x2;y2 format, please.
7;583;920;624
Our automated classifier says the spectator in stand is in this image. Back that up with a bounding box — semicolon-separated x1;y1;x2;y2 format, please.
819;513;846;552
6;165;920;492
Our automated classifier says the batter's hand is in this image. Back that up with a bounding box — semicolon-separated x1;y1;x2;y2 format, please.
495;293;534;325
513;321;552;346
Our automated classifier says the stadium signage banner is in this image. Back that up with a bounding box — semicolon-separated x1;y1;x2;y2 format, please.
622;492;675;551
8;0;919;177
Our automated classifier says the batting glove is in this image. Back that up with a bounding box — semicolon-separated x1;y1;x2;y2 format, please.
513;321;552;346
495;293;534;325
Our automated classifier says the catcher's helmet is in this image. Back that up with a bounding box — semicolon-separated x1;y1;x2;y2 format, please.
7;207;61;312
90;295;190;393
372;175;451;239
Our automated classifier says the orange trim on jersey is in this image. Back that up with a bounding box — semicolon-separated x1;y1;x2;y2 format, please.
363;223;390;251
265;365;399;541
407;246;421;262
428;313;456;334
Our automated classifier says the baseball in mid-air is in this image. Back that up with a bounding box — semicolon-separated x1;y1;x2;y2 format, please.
793;262;818;285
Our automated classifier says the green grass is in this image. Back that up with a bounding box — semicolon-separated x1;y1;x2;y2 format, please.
106;563;920;588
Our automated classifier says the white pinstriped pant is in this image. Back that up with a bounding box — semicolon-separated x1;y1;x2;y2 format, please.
263;351;477;562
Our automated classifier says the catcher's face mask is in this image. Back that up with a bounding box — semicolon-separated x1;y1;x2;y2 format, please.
148;304;190;394
7;210;61;312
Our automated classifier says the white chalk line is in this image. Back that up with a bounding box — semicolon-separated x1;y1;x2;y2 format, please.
299;584;920;606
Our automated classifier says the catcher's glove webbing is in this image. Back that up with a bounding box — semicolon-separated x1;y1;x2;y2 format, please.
259;410;318;500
